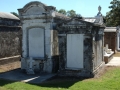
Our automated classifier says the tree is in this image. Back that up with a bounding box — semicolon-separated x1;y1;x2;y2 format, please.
11;12;19;17
58;9;82;18
67;10;76;18
105;0;120;26
58;9;66;15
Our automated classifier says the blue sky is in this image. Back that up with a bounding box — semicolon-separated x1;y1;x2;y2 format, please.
0;0;112;17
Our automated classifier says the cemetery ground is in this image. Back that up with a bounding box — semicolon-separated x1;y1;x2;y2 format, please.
0;53;120;90
0;66;120;90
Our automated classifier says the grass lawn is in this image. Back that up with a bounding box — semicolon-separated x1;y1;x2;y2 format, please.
0;67;120;90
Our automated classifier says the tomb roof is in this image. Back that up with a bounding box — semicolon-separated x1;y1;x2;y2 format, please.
84;17;103;26
84;6;104;27
104;27;116;32
0;12;19;20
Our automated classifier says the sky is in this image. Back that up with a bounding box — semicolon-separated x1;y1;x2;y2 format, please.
0;0;112;17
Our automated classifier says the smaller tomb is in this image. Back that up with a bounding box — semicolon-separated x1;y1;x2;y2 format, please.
104;27;117;53
104;27;116;63
104;44;114;64
57;6;105;77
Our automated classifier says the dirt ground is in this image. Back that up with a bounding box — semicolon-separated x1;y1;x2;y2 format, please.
94;66;117;78
113;52;120;57
0;61;20;73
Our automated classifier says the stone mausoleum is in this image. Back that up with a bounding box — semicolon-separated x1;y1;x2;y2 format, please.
57;6;105;77
18;1;105;77
18;1;61;74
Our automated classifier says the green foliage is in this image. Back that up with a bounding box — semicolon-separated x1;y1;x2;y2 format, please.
0;67;120;90
10;12;19;17
58;9;66;15
67;10;76;18
105;0;120;26
58;9;78;18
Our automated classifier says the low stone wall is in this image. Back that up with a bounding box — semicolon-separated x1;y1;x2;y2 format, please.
0;26;22;58
0;55;20;65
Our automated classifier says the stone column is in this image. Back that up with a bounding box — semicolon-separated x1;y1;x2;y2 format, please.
117;26;120;51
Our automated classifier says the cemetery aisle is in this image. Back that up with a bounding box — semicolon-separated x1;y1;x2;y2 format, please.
106;52;120;66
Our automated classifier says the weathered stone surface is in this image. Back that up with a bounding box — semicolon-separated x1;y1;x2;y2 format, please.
18;1;59;74
18;1;105;77
0;27;22;58
0;12;21;58
57;18;105;77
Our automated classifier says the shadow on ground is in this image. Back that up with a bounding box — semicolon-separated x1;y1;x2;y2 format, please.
0;68;56;83
0;76;84;89
30;76;85;88
0;69;86;88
